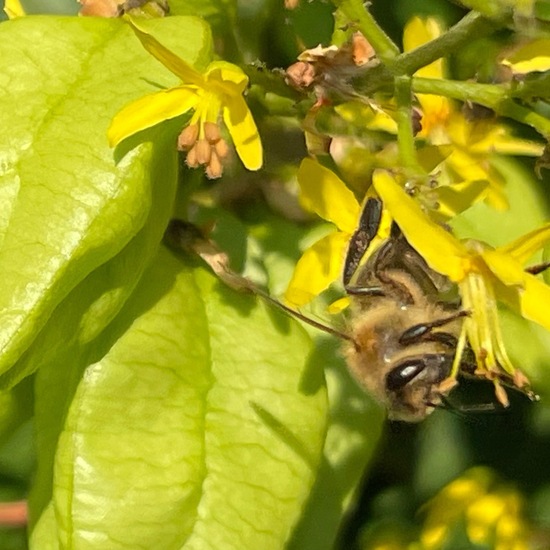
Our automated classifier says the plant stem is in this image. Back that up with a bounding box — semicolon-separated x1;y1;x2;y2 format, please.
412;77;550;137
412;77;505;106
351;11;505;97
332;0;400;62
395;76;421;173
498;101;550;138
510;72;550;100
454;0;512;19
388;11;502;76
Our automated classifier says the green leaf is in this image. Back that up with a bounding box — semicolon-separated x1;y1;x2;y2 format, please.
0;15;211;384
289;340;385;550
31;247;328;549
169;0;237;57
170;0;236;29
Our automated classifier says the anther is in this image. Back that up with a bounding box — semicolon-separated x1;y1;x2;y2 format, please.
206;151;223;179
214;138;229;159
185;145;199;168
177;124;199;150
195;139;212;165
204;122;222;144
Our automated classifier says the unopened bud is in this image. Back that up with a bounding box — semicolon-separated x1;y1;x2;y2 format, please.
285;61;316;90
185;145;199;168
214;138;229;159
204;122;222;144
206;151;223;179
351;33;375;66
195;139;212;165
178;124;199;150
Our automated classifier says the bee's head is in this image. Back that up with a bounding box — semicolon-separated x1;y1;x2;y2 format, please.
385;352;455;422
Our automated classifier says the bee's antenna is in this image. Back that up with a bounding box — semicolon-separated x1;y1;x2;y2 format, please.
252;287;357;345
165;219;357;346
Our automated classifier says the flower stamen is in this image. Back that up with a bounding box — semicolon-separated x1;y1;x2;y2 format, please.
177;119;230;178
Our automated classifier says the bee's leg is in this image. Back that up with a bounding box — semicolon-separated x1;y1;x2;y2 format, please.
343;197;382;286
438;395;500;416
421;331;457;348
398;310;469;345
525;261;550;275
345;285;385;297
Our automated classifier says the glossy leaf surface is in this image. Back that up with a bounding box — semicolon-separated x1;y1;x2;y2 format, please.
31;248;327;549
0;15;211;384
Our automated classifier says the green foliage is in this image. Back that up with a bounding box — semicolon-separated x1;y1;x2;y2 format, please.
29;246;327;548
1;0;550;549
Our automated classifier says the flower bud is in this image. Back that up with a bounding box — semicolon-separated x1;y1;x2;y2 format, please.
285;61;315;90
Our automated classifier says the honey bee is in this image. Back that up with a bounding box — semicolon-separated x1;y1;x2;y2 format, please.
341;198;470;422
166;199;544;423
340;198;550;421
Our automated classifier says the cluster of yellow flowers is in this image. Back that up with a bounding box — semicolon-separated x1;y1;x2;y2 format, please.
108;16;550;402
280;18;549;401
423;467;531;550
362;468;532;550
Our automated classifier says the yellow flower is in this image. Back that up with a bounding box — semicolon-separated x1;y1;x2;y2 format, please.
404;16;543;211
420;468;531;550
284;159;392;307
374;170;550;398
420;467;493;549
108;19;262;178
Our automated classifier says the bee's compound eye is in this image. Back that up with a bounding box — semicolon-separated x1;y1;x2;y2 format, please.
386;360;425;391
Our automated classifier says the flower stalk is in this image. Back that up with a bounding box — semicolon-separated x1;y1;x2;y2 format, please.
394;75;422;173
332;0;400;62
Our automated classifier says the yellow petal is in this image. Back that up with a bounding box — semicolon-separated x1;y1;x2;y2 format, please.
285;232;349;306
433;179;489;219
484;133;543;157
420;524;449;549
502;39;550;75
327;296;350;314
498;222;550;264
335;101;398;134
417;144;453;173
518;273;550;332
453;118;543;157
3;0;25;18
482;249;525;286
445;149;509;211
491;266;550;333
447;149;491;182
403;17;444;79
297;159;360;233
417;94;451;136
222;95;262;170
108;87;199;147
206;60;249;93
372;170;470;281
127;18;205;86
